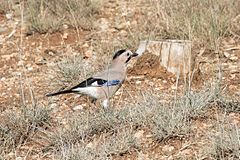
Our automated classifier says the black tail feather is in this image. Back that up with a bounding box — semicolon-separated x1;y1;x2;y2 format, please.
46;89;75;97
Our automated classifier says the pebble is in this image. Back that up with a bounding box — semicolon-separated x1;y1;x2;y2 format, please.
223;52;230;58
73;105;83;111
162;80;167;83
135;80;142;84
162;145;175;154
28;67;33;71
229;55;238;61
0;27;7;33
63;24;68;29
134;130;144;139
171;84;177;90
82;43;89;48
84;50;93;58
6;13;13;20
63;32;68;39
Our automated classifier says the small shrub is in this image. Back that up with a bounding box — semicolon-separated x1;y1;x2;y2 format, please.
56;143;108;160
26;0;100;33
123;0;240;50
55;128;136;160
0;0;13;14
56;55;89;85
216;96;240;113
54;52;111;88
100;128;137;156
0;104;52;156
48;110;121;149
207;118;240;159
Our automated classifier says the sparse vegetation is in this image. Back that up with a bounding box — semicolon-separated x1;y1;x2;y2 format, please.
206;117;240;159
0;0;239;159
0;0;13;14
55;128;136;160
26;0;100;34
46;86;221;158
55;53;109;89
124;0;240;50
0;104;52;158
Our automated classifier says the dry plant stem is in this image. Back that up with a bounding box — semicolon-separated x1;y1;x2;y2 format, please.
65;0;81;42
19;1;25;106
19;1;36;106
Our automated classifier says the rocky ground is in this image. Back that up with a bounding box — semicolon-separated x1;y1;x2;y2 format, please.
0;0;239;160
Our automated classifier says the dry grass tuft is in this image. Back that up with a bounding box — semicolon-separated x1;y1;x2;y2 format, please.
0;104;52;156
124;0;240;50
47;86;217;158
0;0;13;14
206;117;240;159
54;127;137;160
215;96;240;113
26;0;100;34
55;53;109;89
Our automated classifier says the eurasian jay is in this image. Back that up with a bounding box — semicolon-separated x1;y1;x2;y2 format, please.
47;49;138;109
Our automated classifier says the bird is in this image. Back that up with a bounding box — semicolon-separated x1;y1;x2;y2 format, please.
46;49;138;109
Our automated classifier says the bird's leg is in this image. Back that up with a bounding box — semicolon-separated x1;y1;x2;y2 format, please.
91;98;97;105
89;98;98;111
101;99;109;110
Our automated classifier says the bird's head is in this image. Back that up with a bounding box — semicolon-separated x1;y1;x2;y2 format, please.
112;49;138;65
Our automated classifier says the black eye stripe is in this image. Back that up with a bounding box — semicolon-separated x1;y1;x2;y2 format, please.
125;56;131;63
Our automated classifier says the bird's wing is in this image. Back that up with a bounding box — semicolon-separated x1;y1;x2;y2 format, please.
70;77;121;90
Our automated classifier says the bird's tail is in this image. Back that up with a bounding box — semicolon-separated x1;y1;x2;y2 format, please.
46;89;75;97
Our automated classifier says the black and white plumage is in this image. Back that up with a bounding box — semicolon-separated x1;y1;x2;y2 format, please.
47;49;138;109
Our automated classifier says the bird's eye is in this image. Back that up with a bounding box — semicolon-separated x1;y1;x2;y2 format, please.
127;53;130;56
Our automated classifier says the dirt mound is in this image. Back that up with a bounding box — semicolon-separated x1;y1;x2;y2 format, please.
129;53;175;80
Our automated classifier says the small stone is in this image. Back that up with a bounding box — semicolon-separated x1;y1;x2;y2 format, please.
223;52;230;58
115;23;126;30
17;60;24;66
0;27;8;33
149;82;154;86
84;50;93;58
229;55;238;61
49;103;58;109
162;145;175;154
63;33;68;39
135;80;142;84
7;152;14;157
229;65;238;73
63;24;68;29
28;67;33;71
6;13;12;20
82;43;89;48
73;105;83;111
86;142;94;148
119;30;128;36
171;84;177;90
162;80;167;83
230;74;236;79
1;77;6;81
146;134;153;138
134;130;144;139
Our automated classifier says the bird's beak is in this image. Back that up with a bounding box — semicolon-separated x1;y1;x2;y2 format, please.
131;52;139;57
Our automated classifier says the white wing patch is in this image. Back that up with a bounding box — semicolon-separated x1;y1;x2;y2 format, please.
72;87;99;99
